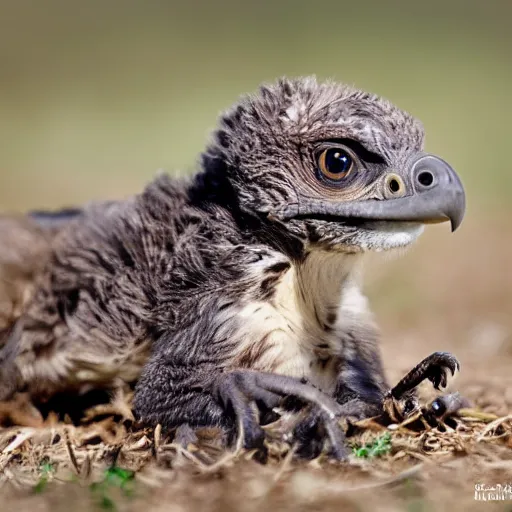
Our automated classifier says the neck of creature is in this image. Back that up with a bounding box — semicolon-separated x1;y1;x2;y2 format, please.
293;250;365;330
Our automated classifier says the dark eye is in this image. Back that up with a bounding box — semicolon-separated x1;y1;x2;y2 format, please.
317;148;354;182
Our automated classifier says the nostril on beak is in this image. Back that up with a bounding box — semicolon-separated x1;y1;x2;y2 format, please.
388;178;401;193
417;170;434;187
385;173;405;197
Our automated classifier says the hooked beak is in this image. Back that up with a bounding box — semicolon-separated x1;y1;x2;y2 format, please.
274;153;466;232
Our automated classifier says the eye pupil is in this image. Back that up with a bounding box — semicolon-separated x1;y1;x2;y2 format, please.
317;147;355;183
329;149;351;171
325;149;352;175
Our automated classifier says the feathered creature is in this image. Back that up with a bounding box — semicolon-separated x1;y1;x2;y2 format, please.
0;77;465;457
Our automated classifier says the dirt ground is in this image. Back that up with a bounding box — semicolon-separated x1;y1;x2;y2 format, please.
0;209;511;512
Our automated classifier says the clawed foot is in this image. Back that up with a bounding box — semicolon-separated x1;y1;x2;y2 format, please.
213;370;348;460
291;398;381;459
197;355;464;460
287;405;348;460
383;352;466;426
388;351;460;401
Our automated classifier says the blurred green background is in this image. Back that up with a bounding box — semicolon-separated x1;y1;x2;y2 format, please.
0;0;510;212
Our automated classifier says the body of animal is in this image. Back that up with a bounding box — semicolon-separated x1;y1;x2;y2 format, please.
0;77;465;457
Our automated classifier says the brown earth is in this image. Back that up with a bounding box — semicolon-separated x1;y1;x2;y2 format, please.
0;210;511;512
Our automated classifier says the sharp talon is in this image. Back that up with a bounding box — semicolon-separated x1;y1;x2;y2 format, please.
330;445;348;462
292;405;351;461
217;370;347;455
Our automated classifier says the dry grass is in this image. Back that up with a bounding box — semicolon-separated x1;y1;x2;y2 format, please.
1;391;511;512
0;212;511;511
1;394;511;512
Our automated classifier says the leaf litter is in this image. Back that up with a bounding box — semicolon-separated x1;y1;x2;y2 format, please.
0;385;510;512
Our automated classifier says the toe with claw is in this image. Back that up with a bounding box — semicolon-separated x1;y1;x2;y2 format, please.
213;370;348;459
381;352;467;428
388;351;460;402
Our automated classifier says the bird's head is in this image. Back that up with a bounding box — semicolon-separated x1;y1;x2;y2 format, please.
202;77;465;253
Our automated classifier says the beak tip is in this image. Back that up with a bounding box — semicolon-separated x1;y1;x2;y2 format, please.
450;213;464;232
450;201;466;233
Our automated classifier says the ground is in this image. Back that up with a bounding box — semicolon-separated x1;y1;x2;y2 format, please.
0;209;510;511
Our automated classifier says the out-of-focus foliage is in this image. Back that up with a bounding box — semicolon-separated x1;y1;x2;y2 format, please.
0;0;510;211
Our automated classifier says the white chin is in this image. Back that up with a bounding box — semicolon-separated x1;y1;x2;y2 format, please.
351;221;425;252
